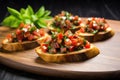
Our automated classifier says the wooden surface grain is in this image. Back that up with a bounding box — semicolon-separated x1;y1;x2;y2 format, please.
0;19;120;78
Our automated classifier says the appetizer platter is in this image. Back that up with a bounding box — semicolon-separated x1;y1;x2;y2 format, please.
0;6;120;78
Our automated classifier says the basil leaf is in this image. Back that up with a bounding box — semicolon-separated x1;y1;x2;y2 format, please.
35;6;45;18
27;5;34;15
29;26;36;32
1;15;20;28
24;19;32;24
43;10;51;17
7;7;22;20
10;19;21;28
36;19;47;28
43;16;53;19
22;8;31;19
20;8;26;14
31;15;38;22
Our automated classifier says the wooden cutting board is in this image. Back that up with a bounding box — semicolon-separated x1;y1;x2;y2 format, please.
0;19;120;79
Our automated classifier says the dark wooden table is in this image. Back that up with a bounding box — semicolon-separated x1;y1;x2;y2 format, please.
0;0;120;80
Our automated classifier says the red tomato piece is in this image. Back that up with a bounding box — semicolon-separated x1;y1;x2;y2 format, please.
24;32;30;37
17;34;24;42
19;22;25;28
57;33;63;40
28;34;34;41
39;29;45;36
73;15;79;21
16;29;22;35
65;39;72;46
71;39;78;46
41;43;48;52
79;28;85;33
104;24;109;30
69;46;74;52
85;42;90;48
33;31;40;36
6;34;12;39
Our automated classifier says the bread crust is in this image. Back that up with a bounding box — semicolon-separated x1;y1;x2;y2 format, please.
77;27;114;42
35;44;100;63
1;34;50;52
2;39;39;52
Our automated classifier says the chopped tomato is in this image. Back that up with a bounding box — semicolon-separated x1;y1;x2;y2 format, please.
6;34;12;39
65;20;71;25
79;28;85;33
28;34;34;41
41;43;48;52
57;33;63;40
19;22;25;28
69;46;74;52
73;16;79;21
85;42;90;48
89;21;93;28
68;35;74;39
33;31;40;36
65;39;72;46
39;29;45;36
65;30;72;37
17;35;24;42
78;20;82;25
104;24;109;30
24;32;30;37
16;29;22;35
71;39;78;46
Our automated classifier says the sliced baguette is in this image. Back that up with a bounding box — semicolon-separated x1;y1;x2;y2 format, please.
77;27;114;42
2;39;39;52
35;44;99;63
1;34;49;52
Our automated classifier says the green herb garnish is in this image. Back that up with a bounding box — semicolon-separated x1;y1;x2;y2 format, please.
1;5;52;28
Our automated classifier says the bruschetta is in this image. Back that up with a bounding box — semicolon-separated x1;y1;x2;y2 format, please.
48;11;82;33
35;30;99;62
75;17;114;42
2;23;49;52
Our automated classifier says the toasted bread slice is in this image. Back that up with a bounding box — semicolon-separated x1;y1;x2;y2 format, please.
2;33;50;52
2;39;39;52
35;44;99;63
77;27;114;42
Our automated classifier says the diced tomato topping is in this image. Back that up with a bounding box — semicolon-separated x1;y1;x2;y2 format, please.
65;39;72;46
57;33;63;40
71;39;78;46
19;22;25;28
33;31;40;36
68;35;74;39
6;34;12;39
78;20;82;25
65;20;71;25
39;29;45;36
73;16;79;21
17;35;24;42
89;21;93;28
41;43;48;52
79;28;85;33
28;34;34;41
69;46;74;52
85;42;90;48
104;24;109;30
16;29;22;35
24;32;30;37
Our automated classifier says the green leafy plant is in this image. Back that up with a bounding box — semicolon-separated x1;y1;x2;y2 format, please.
1;5;52;28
